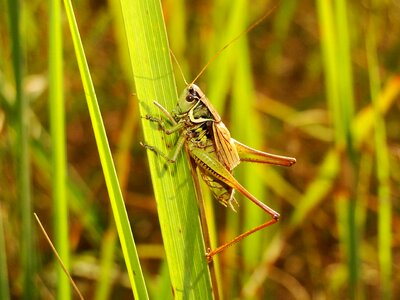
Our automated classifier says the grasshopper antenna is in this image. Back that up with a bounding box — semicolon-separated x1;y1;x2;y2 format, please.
190;4;278;86
170;49;188;85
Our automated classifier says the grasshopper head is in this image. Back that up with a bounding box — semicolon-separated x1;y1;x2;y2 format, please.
173;83;221;123
173;84;204;114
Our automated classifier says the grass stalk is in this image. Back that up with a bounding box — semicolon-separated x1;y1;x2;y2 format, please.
62;0;149;298
48;0;70;297
366;11;392;299
317;0;359;297
119;0;213;298
7;0;36;298
95;228;117;300
334;1;359;297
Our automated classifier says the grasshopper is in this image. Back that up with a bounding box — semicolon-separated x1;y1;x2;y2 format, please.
142;11;296;262
142;84;296;261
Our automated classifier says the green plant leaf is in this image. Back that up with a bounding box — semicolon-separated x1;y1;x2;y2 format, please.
62;0;148;298
119;0;214;298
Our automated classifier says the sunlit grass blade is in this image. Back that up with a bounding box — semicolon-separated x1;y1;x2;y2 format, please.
366;13;392;300
164;0;188;83
206;0;248;111
48;0;70;298
62;0;148;298
119;0;213;298
98;1;140;293
353;76;400;146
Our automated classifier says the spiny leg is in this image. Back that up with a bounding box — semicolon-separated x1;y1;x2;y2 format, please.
141;134;186;163
205;217;278;262
205;178;280;262
189;147;280;262
204;177;280;262
143;114;185;135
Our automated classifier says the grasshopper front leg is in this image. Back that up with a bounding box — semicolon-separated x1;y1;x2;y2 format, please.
141;134;186;163
142;101;187;162
152;100;176;124
144;100;186;134
143;115;185;135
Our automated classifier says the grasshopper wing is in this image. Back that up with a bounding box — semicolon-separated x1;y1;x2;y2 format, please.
233;139;296;167
198;91;222;123
212;122;240;172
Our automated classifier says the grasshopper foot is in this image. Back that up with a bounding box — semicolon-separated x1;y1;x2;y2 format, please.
142;114;160;122
205;248;213;263
140;142;159;155
140;141;149;149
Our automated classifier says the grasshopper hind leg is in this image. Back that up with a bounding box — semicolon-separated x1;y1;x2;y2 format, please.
199;171;239;212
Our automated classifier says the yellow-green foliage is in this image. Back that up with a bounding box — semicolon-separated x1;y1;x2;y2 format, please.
0;0;399;299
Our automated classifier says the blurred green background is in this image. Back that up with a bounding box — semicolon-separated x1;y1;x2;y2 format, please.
1;0;399;299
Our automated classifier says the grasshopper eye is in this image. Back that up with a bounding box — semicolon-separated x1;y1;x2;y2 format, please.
186;94;195;102
186;86;200;103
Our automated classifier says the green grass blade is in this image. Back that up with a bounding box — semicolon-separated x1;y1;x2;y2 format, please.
334;1;359;297
95;228;117;300
31;139;104;243
229;2;269;268
268;0;298;63
152;261;173;300
317;0;359;297
221;3;267;296
48;0;70;298
164;0;188;82
366;13;392;300
62;1;148;298
119;0;213;298
6;0;37;298
206;0;246;113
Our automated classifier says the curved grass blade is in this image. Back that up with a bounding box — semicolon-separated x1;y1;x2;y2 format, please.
62;0;148;298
